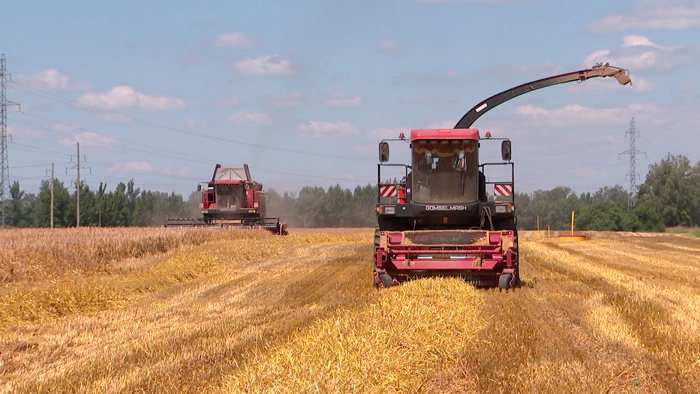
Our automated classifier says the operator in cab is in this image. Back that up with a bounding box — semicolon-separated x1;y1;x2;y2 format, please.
412;140;478;204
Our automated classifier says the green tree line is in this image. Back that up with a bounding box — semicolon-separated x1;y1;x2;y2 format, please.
514;185;664;232
497;153;699;231
6;179;199;227
267;154;699;231
267;183;667;231
266;184;377;228
5;154;697;230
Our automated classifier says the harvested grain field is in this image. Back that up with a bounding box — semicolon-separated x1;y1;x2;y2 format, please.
1;229;699;393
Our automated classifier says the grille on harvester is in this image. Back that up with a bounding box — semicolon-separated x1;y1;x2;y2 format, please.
403;230;488;245
380;185;397;197
494;184;513;196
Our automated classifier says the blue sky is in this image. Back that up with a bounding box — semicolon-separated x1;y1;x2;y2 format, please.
2;0;699;198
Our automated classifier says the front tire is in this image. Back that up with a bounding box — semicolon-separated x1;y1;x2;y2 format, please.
499;273;512;290
378;273;393;288
497;221;520;286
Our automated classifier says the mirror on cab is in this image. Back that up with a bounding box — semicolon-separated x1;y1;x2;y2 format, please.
501;140;512;161
197;184;202;192
379;141;390;163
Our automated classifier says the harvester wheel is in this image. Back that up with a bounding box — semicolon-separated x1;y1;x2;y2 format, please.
499;273;512;290
378;273;393;288
498;222;521;286
513;230;521;286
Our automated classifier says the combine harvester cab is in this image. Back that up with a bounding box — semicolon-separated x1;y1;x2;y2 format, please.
374;63;632;290
374;129;518;290
166;164;287;235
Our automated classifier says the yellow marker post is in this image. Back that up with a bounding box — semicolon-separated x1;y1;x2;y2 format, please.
559;210;586;241
537;215;542;239
571;211;575;235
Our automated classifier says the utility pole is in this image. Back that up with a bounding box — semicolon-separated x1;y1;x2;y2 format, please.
76;143;80;227
619;117;646;208
50;163;54;228
1;54;19;227
68;143;89;227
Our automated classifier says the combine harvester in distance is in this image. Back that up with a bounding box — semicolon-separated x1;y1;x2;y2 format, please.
166;164;287;235
373;63;632;290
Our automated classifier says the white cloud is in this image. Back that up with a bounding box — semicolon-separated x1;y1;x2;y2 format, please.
567;74;654;94
8;125;45;140
393;68;471;85
353;143;377;154
15;69;90;91
29;69;68;89
426;120;456;129
627;75;657;92
476;98;700;193
209;97;241;108
264;92;303;108
622;35;661;48
57;131;120;147
182;52;202;66
508;103;665;130
365;123;455;141
583;35;697;73
107;162;192;178
209;32;256;48
97;113;132;123
587;0;700;32
678;81;695;92
366;127;411;140
226;112;272;126
178;118;209;128
50;122;82;134
398;97;439;105
417;0;524;2
487;62;567;79
109;161;154;173
162;166;193;177
232;55;296;76
77;86;186;111
323;91;362;107
299;121;358;137
381;40;403;55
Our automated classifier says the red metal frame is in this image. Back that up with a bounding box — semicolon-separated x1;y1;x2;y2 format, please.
375;230;515;274
245;189;255;210
409;128;480;142
214;180;244;185
398;185;406;204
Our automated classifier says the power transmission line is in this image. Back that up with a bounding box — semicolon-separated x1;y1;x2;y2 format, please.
1;54;20;227
619;117;646;208
46;163;54;228
7;73;378;190
9;81;374;162
8;115;372;183
67;143;90;227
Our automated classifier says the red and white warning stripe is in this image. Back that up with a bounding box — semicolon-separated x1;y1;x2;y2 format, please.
494;184;513;196
380;185;397;197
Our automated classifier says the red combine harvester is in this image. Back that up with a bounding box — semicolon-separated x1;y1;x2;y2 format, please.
166;164;287;235
374;63;631;290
